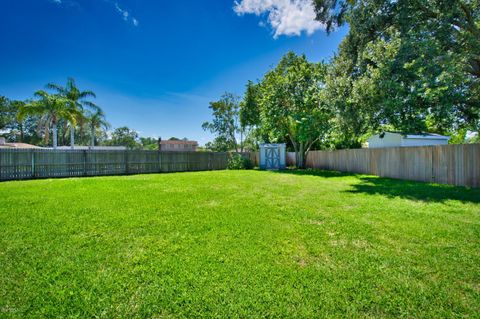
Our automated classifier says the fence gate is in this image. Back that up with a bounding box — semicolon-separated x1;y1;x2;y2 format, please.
259;143;286;170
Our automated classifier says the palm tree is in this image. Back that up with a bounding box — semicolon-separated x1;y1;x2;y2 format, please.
46;77;100;148
86;109;110;148
17;91;80;149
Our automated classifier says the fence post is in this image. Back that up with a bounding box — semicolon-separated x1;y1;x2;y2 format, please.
125;150;129;174
157;151;161;173
430;146;436;183
31;150;35;178
83;150;87;176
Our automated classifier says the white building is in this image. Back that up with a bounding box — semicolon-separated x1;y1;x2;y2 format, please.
367;132;450;148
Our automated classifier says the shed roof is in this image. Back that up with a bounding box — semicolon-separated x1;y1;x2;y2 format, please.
372;132;450;140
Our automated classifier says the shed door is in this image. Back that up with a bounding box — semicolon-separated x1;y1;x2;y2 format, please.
265;147;280;170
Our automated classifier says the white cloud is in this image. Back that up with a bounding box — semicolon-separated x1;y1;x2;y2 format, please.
233;0;324;38
50;0;139;26
112;2;139;26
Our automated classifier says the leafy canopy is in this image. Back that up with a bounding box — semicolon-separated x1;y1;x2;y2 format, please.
202;93;241;152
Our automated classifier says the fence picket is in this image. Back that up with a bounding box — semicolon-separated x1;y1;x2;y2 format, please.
289;144;479;188
0;150;251;181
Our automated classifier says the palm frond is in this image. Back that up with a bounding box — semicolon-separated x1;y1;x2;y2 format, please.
46;83;66;94
79;90;96;99
82;101;101;112
33;90;49;99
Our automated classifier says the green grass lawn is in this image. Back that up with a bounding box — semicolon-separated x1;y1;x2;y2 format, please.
1;170;479;318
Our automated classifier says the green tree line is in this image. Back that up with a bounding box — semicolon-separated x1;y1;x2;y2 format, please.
0;78;169;150
203;0;479;167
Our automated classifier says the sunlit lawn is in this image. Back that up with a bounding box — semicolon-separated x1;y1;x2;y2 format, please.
1;170;479;318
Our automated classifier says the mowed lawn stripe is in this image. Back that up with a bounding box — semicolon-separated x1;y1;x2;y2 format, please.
0;170;479;318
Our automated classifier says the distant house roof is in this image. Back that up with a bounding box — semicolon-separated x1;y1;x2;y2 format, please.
0;143;42;149
159;140;198;145
377;131;450;140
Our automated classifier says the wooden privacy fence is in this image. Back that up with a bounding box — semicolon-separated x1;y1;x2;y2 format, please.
0;149;240;181
302;144;479;188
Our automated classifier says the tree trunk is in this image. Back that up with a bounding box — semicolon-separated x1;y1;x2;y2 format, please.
62;122;68;146
44;125;50;145
289;136;300;169
52;121;58;149
240;128;244;153
19;122;24;142
70;125;75;149
90;126;95;148
297;142;305;169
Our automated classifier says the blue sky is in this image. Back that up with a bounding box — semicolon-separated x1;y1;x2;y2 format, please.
0;0;347;145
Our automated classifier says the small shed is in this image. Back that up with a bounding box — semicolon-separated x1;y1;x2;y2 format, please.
367;132;450;148
259;143;286;170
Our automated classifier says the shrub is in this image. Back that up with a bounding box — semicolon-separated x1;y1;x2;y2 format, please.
227;153;253;170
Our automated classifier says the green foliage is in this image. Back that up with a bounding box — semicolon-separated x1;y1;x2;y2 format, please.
467;132;480;143
227;153;252;170
202;93;241;152
47;77;99;115
86;109;110;147
239;81;262;151
313;0;480;146
140;137;159;150
1;97;43;145
1;78;110;147
168;137;188;141
47;77;101;146
255;52;332;167
107;126;141;149
17;91;81;147
0;96;11;130
0;171;479;317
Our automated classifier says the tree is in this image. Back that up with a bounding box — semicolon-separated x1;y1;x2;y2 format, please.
140;137;158;150
86;109;109;148
47;77;99;148
17;91;80;148
202;93;241;152
256;52;332;168
313;0;480;143
0;96;11;131
107;126;140;149
239;81;261;151
1;97;43;145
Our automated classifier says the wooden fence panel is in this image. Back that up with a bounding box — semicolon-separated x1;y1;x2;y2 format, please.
0;149;33;180
34;150;85;178
304;144;480;188
127;150;159;174
211;152;229;170
85;151;126;176
160;152;187;172
0;149;239;181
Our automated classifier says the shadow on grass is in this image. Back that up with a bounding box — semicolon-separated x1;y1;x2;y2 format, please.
273;169;480;204
271;168;359;178
347;176;480;204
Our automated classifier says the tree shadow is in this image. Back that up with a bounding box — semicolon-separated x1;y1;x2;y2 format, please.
271;168;359;178
272;169;480;204
345;176;480;204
